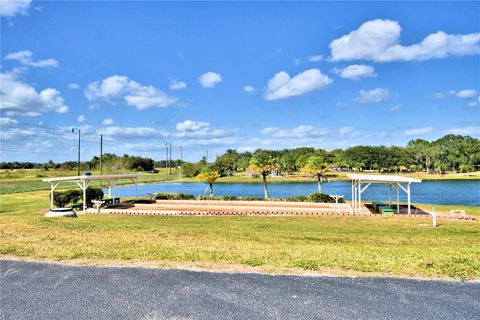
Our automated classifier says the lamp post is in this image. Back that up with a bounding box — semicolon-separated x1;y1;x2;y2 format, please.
72;128;81;176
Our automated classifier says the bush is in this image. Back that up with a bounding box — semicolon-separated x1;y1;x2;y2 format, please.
53;189;81;207
85;187;104;206
130;199;156;204
53;188;104;208
221;195;238;201
154;192;195;200
238;196;264;201
306;192;344;203
284;195;308;202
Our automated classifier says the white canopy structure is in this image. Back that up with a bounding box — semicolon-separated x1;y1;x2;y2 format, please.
43;174;142;211
347;174;422;215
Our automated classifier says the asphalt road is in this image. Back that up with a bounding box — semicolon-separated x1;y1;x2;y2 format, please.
1;260;479;320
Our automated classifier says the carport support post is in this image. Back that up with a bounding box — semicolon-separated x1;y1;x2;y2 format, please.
388;184;392;207
75;180;92;213
358;181;361;214
351;181;354;212
396;183;400;214
83;181;86;212
50;182;59;209
407;183;411;216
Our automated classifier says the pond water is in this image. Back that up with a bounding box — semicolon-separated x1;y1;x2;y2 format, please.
107;180;480;206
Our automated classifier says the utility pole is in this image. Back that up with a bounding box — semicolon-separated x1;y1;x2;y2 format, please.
206;150;209;163
165;143;169;179
100;135;103;175
168;143;172;175
179;146;183;178
72;128;81;176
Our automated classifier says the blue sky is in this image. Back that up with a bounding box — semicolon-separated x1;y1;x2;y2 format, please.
1;1;479;162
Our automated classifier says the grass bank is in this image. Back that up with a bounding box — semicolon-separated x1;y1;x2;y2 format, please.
1;191;479;280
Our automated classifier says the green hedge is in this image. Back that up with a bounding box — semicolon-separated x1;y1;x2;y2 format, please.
154;192;342;203
154;192;195;200
53;187;104;208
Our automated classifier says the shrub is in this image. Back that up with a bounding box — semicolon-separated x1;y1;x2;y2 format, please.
238;196;264;201
306;192;344;203
284;195;308;202
53;189;81;207
130;199;156;204
197;195;220;200
221;195;238;201
85;188;104;206
53;188;104;208
154;192;195;200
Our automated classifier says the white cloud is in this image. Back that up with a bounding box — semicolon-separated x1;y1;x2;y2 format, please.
98;126;168;139
77;115;86;123
175;120;232;139
243;85;255;93
264;69;332;101
85;75;177;110
198;72;222;88
0;117;18;126
0;72;69;116
102;118;114;125
447;127;480;136
433;90;456;99
334;64;376;80
176;120;210;132
330;19;480;62
456;89;477;99
169;80;187;90
354;88;390;104
308;54;324;62
338;127;361;137
0;0;31;17
5;50;58;68
404;126;433;136
389;105;401;112
468;102;478;108
260;125;329;139
68;83;80;89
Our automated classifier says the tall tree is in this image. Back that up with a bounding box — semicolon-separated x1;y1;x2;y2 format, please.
301;156;330;193
248;151;278;199
196;166;220;197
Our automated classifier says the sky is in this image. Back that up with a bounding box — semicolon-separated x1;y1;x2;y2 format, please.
1;1;479;163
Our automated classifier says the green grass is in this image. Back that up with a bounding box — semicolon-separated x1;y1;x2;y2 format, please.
1;191;479;280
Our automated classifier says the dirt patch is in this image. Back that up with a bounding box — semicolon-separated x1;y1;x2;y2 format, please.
2;255;475;282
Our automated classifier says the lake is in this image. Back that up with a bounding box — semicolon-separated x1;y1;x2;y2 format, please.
107;180;480;206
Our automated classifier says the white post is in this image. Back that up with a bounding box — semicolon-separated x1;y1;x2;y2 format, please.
358;181;362;214
49;183;59;209
50;183;54;209
396;183;400;214
388;184;392;207
432;207;437;227
135;178;138;199
83;180;87;212
407;183;411;216
351;181;354;212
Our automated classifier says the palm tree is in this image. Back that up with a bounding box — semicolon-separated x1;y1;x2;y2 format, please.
301;156;330;193
196;166;220;197
248;152;278;199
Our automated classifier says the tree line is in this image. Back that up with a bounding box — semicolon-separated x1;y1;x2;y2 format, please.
209;134;479;176
2;134;479;175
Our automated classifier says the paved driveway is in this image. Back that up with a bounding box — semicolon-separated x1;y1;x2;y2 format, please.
1;260;479;320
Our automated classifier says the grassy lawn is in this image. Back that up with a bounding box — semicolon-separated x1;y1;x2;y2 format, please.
1;190;479;280
0;168;180;194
